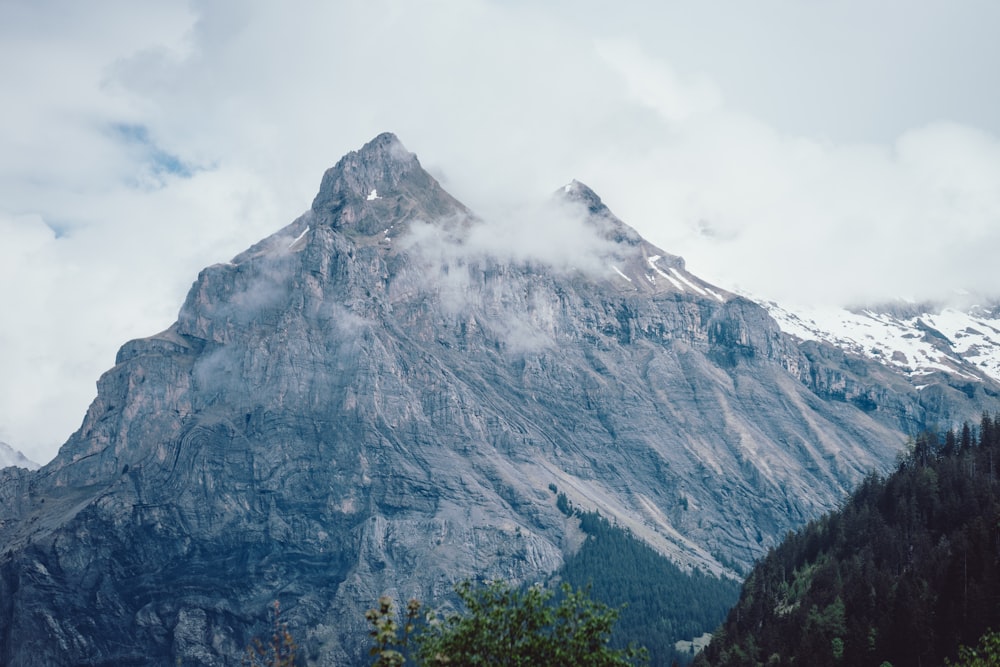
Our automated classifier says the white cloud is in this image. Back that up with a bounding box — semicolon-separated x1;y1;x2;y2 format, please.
595;39;722;123
2;0;1000;464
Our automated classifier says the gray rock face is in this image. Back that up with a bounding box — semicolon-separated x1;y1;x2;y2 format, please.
310;131;468;237
1;133;998;666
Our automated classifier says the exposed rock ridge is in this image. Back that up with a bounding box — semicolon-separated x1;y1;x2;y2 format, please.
557;180;728;304
310;132;468;236
561;180;642;246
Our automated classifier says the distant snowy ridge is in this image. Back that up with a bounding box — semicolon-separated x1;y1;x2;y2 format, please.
752;297;1000;385
0;441;39;470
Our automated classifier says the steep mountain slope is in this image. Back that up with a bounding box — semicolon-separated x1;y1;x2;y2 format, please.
1;133;997;666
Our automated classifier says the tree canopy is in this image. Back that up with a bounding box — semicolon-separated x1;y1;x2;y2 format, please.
697;415;1000;666
367;580;646;667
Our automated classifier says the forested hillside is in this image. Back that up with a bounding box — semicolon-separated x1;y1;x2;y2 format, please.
697;415;1000;667
556;501;740;666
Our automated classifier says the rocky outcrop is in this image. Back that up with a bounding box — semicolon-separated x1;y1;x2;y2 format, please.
1;133;998;666
310;131;468;237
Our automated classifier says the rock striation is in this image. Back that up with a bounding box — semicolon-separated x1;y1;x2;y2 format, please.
1;133;998;666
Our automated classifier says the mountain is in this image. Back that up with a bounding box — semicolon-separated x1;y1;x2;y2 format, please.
757;298;1000;389
1;133;998;666
0;442;38;471
695;421;1000;666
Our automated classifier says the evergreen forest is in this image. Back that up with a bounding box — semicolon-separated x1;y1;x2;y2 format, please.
555;501;740;666
696;414;1000;667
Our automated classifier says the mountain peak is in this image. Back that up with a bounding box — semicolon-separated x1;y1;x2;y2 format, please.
355;131;417;170
310;132;466;235
559;179;606;215
558;179;643;247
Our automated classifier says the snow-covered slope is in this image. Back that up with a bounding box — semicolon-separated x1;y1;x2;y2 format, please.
754;298;1000;386
0;441;39;470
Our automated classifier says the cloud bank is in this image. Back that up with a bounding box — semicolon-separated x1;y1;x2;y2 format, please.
2;0;1000;463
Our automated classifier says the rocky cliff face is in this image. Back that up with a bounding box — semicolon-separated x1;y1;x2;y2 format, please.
2;133;997;666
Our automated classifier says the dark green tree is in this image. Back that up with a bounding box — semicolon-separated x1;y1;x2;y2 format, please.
559;510;738;665
697;421;1000;667
945;428;958;457
962;423;973;452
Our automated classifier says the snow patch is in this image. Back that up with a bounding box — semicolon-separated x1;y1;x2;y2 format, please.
705;288;726;303
753;296;1000;384
611;265;632;283
647;256;684;291
367;189;379;201
287;226;310;249
669;268;707;296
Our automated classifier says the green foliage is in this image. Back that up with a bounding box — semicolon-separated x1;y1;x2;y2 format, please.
946;629;1000;667
830;637;843;662
697;419;1000;667
366;596;422;667
243;601;298;667
560;511;739;666
556;492;573;516
367;580;646;667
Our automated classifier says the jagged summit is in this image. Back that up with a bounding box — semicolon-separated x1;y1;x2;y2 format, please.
327;132;420;187
359;130;410;158
310;132;467;235
560;179;606;215
559;179;642;247
554;178;725;299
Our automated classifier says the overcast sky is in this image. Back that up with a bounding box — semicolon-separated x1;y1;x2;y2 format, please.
3;0;1000;464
